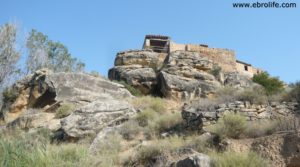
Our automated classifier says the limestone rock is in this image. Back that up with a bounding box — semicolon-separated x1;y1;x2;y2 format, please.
224;72;257;89
61;99;135;139
157;51;221;100
182;100;298;130
165;51;213;72
7;109;61;131
114;49;164;69
108;65;157;94
172;152;211;167
0;69;132;123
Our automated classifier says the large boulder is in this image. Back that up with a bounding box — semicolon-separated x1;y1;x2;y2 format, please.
108;65;157;94
109;50;165;95
109;50;223;100
113;50;164;68
0;69;134;139
172;152;211;167
61;99;134;139
158;51;221;100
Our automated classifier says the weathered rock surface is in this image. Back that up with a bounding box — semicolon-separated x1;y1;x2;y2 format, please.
7;109;61;131
108;65;157;94
182;101;299;130
224;72;257;89
171;151;211;167
252;133;300;167
61;99;134;139
158;51;221;100
0;69;135;140
109;50;222;100
108;50;163;94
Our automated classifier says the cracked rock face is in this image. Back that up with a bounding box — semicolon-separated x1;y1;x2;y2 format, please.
61;99;135;138
1;69;135;140
109;50;222;100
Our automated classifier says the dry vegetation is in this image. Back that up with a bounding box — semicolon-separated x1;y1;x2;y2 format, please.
1;84;299;167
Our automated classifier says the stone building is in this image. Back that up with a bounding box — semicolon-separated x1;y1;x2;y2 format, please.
143;35;262;77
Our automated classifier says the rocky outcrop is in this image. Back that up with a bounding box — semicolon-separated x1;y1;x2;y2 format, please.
61;99;134;139
224;72;257;89
0;69;135;140
182;101;299;130
108;50;163;94
159;51;221;99
109;50;222;100
109;65;157;94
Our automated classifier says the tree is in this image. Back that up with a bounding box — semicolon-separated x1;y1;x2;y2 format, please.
26;29;49;73
252;72;284;95
26;29;85;73
0;23;20;86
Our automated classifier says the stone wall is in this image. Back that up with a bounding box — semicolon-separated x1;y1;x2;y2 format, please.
185;44;237;73
168;43;237;73
182;101;299;129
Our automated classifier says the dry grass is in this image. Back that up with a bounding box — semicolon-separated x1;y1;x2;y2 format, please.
209;112;247;139
210;151;268;167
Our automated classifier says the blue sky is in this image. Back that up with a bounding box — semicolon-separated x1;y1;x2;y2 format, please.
1;0;299;83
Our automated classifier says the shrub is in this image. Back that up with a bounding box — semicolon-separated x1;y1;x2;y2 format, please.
132;136;187;165
92;133;122;166
55;104;74;118
237;86;268;104
209;65;222;78
285;81;300;103
119;120;141;140
2;87;18;104
253;72;284;95
245;120;277;138
215;86;268;104
155;112;182;133
135;108;158;127
114;80;143;96
211;151;268;167
130;96;166;114
213;113;247;139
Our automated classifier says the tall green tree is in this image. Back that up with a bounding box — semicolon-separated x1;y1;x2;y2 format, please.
0;23;20;86
26;29;85;73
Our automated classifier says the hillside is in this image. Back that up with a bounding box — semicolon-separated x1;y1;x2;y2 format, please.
0;45;300;167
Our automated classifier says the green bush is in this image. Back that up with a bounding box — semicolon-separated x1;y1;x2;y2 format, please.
211;151;268;167
55;104;74;118
114;80;143;97
253;72;284;95
213;113;247;139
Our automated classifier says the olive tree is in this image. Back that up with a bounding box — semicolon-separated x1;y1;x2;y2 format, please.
26;29;85;74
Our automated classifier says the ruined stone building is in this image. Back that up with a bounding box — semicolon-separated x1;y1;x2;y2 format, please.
143;35;262;77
